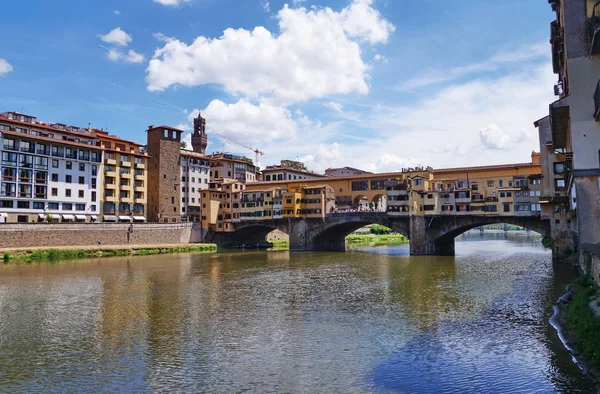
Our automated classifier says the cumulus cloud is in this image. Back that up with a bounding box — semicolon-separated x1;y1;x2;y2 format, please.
107;49;145;64
186;99;298;144
0;58;13;76
99;27;132;46
324;101;344;112
146;0;394;104
479;124;532;150
154;0;189;6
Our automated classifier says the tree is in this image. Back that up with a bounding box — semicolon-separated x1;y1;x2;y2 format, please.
181;141;187;149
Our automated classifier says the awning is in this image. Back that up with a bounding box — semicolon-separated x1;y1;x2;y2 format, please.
119;216;132;221
50;214;61;220
38;214;45;219
75;215;87;220
62;215;75;220
0;213;7;217
103;215;117;222
133;216;146;221
90;215;98;221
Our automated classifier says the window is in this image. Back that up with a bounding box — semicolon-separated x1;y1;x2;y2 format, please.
79;163;85;171
66;161;72;170
66;175;72;183
52;188;58;196
351;181;369;191
91;178;97;189
63;203;73;210
92;191;97;202
164;129;169;138
554;162;565;173
51;173;58;182
78;176;84;184
503;203;510;212
531;179;541;185
76;204;85;211
121;155;129;163
47;202;59;209
487;181;494;187
66;189;72;197
79;190;84;198
555;179;566;189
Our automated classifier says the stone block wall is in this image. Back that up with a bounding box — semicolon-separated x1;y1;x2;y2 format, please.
0;223;202;249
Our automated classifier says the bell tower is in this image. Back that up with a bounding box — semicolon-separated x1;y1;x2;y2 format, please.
191;113;208;154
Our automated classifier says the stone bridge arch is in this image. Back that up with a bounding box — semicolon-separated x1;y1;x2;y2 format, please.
288;212;410;251
205;220;290;248
411;215;551;256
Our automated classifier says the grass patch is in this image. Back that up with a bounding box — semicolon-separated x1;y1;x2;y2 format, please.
346;233;408;245
564;274;600;367
1;244;217;263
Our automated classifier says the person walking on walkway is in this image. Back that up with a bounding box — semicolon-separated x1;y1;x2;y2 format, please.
127;223;133;244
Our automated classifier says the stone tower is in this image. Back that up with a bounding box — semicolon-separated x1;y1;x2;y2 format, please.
191;113;208;154
146;125;183;223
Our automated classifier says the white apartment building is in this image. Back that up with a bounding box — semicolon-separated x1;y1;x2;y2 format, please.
0;112;103;223
180;150;210;222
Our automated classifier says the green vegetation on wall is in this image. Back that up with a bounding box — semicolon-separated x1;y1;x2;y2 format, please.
564;275;600;367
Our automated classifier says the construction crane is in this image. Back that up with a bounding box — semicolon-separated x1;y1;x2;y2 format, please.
213;132;265;165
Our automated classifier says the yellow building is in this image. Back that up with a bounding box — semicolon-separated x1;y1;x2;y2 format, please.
201;178;245;232
94;130;148;222
282;184;335;218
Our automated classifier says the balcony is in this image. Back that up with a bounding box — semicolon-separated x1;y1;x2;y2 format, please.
589;1;600;55
121;160;131;167
3;144;17;151
105;158;117;165
135;162;145;169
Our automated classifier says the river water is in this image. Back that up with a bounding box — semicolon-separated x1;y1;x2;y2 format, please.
0;232;597;393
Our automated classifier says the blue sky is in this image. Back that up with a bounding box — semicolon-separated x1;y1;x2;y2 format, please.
0;0;556;172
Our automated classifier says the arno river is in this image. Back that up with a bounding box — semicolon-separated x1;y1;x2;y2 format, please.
0;233;597;393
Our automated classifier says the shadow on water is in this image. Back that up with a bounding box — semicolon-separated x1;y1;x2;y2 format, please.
365;233;596;393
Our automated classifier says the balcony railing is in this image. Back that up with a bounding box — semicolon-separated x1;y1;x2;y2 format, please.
589;1;600;55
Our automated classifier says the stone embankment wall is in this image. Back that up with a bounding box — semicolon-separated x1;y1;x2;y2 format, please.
0;223;203;249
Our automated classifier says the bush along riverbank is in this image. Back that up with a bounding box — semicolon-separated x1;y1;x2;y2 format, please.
2;244;217;263
558;274;600;381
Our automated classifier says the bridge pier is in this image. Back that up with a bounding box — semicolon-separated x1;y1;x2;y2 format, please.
409;216;455;256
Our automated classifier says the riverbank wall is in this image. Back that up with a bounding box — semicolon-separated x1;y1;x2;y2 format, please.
0;223;204;248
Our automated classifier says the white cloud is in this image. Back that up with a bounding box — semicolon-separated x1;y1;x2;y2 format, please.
373;54;387;63
186;99;298;144
107;49;145;64
146;0;394;104
261;0;270;12
0;58;13;76
478;124;513;150
292;0;306;6
154;0;189;6
99;27;132;47
324;101;343;112
399;42;548;91
114;10;120;15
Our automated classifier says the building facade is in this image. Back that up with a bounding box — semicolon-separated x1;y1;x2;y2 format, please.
94;130;148;222
180;150;210;222
261;160;326;182
324;166;372;177
0;112;103;223
543;0;600;278
207;153;258;183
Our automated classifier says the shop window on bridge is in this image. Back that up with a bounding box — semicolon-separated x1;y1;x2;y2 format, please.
352;181;368;191
471;205;484;212
485;205;498;212
530;203;541;212
471;183;478;191
455;191;470;199
441;205;453;211
503;203;511;212
370;180;386;190
456;204;470;212
515;204;530;211
423;205;435;211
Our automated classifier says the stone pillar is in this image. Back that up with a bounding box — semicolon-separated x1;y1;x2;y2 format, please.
409;216;455;256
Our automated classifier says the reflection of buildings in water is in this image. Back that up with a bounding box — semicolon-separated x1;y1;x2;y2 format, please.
384;255;464;331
